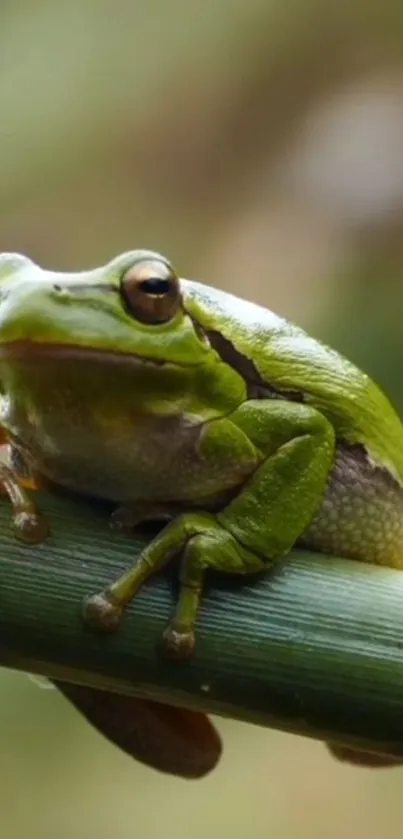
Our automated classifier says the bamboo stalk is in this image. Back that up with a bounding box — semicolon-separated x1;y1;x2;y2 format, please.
1;489;403;755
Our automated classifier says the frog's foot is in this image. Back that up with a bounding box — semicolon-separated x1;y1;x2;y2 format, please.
83;591;124;633
161;624;196;661
0;461;48;544
83;513;266;662
14;508;49;544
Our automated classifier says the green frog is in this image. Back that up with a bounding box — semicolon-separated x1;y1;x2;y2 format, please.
0;249;401;773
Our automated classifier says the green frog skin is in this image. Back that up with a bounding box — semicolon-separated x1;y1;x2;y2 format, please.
0;249;401;773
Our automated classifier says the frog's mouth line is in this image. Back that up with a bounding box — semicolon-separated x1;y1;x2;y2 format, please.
0;339;203;369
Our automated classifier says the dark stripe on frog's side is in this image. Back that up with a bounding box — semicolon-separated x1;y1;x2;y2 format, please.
204;327;305;402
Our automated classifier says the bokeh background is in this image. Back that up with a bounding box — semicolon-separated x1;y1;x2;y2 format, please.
1;1;403;836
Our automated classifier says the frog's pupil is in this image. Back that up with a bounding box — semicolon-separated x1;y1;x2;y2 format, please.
140;277;171;295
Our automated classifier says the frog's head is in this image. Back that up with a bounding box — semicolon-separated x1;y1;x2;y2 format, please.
0;250;212;368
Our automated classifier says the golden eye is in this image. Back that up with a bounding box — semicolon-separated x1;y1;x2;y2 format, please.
121;259;181;324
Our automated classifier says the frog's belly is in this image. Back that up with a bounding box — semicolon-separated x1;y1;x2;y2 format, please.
14;413;252;507
300;444;403;568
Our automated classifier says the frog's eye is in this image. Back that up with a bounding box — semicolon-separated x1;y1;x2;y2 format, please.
121;259;181;324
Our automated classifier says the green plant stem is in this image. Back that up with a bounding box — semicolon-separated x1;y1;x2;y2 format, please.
1;490;403;755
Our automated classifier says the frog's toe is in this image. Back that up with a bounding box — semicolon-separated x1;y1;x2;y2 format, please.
161;624;195;661
13;510;49;544
83;591;124;633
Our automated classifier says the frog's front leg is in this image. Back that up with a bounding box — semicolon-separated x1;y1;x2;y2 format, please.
84;401;335;658
0;445;48;543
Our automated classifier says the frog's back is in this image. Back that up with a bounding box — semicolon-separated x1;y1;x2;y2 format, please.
184;279;403;483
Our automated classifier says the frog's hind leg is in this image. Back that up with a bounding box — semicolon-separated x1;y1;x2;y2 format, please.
84;400;334;658
84;512;266;659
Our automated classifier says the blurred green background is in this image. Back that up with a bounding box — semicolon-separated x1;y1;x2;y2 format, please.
2;0;403;836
